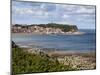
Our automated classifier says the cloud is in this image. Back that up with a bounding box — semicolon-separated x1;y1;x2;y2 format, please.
12;1;95;28
63;14;69;18
76;6;95;14
15;8;33;14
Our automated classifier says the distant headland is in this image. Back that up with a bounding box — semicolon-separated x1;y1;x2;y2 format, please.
12;23;84;35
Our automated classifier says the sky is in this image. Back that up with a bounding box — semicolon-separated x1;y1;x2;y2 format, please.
12;1;96;29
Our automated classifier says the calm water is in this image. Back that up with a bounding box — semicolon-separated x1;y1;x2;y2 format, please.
12;29;96;52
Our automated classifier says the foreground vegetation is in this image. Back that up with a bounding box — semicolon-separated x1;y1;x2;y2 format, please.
12;47;75;75
12;41;96;75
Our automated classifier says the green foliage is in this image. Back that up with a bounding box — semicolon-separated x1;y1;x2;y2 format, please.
37;23;78;32
12;47;75;75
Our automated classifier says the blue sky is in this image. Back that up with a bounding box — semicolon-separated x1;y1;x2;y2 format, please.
12;1;96;29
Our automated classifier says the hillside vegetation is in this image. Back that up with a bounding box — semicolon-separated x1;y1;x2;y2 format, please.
12;46;76;75
37;23;78;32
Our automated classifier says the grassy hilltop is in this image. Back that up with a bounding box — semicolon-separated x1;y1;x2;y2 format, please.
35;23;78;32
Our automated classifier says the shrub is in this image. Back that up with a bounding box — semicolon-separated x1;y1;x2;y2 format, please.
12;47;75;75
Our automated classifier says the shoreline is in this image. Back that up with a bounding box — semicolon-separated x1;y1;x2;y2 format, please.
12;31;85;35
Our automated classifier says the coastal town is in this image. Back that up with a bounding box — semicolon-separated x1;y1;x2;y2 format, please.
12;23;79;35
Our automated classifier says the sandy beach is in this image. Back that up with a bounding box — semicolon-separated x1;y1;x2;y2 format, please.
46;50;96;57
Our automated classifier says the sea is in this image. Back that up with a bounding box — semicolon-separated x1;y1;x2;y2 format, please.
12;29;96;52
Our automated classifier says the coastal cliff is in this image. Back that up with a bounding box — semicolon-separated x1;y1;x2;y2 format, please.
12;23;78;34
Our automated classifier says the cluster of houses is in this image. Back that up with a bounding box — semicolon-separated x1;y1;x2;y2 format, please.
12;25;66;34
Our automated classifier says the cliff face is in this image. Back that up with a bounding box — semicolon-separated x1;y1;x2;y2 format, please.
12;23;78;34
68;25;78;32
